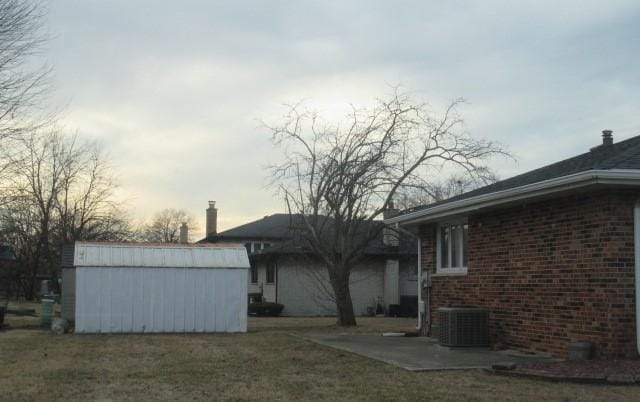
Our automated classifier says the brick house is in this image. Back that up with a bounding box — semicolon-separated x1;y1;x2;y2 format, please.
201;203;418;316
385;131;640;358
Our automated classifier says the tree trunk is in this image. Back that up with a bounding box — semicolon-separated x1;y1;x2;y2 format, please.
26;269;36;300
329;268;357;326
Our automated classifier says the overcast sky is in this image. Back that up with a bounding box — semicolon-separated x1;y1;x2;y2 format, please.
46;1;640;236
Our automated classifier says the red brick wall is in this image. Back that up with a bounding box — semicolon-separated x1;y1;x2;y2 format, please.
420;189;639;358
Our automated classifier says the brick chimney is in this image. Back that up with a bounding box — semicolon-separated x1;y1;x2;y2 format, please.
383;200;400;246
179;222;188;244
206;201;217;237
383;200;399;220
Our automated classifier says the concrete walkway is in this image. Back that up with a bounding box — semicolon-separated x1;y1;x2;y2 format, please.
302;334;557;372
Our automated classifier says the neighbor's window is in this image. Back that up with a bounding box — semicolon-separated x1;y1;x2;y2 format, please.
266;261;276;284
253;242;262;252
437;221;468;273
250;264;258;283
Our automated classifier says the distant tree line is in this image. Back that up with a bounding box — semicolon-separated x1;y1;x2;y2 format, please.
0;1;197;300
0;130;198;299
0;131;132;298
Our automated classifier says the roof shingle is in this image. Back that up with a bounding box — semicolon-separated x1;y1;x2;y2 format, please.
398;134;640;216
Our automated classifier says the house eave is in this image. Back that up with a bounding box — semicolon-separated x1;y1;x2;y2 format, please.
386;169;640;226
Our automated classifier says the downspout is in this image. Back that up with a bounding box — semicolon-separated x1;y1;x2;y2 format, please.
275;259;278;304
416;237;422;331
635;203;640;354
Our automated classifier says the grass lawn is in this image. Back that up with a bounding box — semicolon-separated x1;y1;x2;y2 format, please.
0;304;638;401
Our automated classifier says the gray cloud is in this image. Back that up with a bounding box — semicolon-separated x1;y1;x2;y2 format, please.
46;1;640;236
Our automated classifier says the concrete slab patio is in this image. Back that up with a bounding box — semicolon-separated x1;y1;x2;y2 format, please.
302;334;557;372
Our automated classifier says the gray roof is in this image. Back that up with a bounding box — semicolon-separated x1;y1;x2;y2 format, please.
207;214;302;241
203;214;415;257
398;134;640;217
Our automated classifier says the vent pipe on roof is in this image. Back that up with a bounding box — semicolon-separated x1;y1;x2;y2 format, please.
206;201;217;237
602;130;613;146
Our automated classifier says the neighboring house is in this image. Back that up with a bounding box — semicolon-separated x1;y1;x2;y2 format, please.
0;245;18;298
0;245;16;262
386;130;640;358
201;202;417;316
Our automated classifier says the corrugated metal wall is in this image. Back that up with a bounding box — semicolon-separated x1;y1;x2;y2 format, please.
75;267;248;333
72;242;250;333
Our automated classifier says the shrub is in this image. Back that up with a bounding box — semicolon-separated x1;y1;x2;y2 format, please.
248;302;284;317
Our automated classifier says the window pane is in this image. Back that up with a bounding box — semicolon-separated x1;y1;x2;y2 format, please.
462;224;469;267
440;226;449;268
263;243;271;249
251;264;258;283
254;243;262;251
451;224;460;267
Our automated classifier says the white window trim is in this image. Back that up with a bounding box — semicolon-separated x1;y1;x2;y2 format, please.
436;220;468;274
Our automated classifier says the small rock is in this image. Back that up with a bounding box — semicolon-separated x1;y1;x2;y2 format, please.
606;373;636;384
51;317;69;335
492;362;517;371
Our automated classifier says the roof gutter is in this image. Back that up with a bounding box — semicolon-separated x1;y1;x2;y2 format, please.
386;169;640;226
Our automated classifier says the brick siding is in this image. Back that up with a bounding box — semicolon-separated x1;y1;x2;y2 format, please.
420;189;639;358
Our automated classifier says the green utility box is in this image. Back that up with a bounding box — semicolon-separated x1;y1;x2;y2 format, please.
41;298;55;327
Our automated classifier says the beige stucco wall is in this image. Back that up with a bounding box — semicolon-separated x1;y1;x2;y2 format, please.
276;257;385;316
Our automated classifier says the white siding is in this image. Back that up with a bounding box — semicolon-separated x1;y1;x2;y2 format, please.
277;257;385;316
399;261;418;296
383;259;400;306
73;242;249;333
247;261;277;302
75;267;248;333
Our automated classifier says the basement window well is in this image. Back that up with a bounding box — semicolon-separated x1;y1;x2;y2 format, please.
436;221;468;274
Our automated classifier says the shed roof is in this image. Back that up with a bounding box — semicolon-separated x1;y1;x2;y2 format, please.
73;241;249;269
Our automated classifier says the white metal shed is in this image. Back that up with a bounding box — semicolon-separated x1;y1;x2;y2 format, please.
70;242;249;334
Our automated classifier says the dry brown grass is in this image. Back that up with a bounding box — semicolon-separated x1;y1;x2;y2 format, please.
0;307;638;401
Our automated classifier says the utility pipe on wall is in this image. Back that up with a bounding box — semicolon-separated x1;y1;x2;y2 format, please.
634;203;640;354
416;237;423;331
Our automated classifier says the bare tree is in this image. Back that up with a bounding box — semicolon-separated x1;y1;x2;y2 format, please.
395;173;498;210
0;131;130;298
0;0;48;140
268;91;509;326
3;132;69;297
54;139;132;244
142;209;197;243
0;0;50;206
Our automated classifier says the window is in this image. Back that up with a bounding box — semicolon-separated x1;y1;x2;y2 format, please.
263;243;271;249
437;221;468;273
253;242;262;252
266;261;276;284
250;264;258;283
